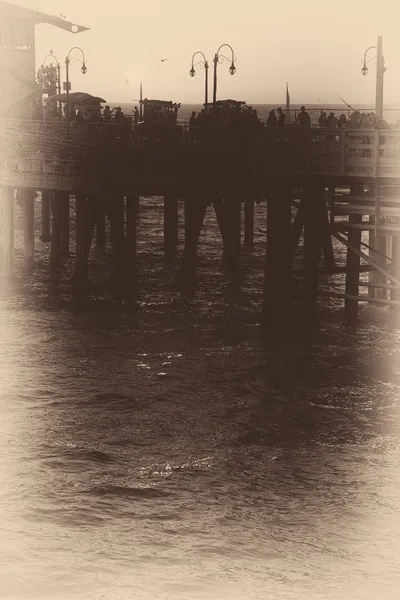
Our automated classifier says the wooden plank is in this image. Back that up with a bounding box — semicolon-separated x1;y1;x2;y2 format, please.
334;223;400;233
333;206;400;216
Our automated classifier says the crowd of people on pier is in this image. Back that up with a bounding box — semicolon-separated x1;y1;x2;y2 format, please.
318;109;389;130
36;64;58;92
29;94;396;153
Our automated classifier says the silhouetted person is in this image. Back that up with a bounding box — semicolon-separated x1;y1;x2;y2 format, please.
338;114;348;129
103;105;112;122
297;106;310;129
327;112;338;129
318;110;328;127
115;107;124;123
267;109;277;129
37;65;45;85
133;106;139;124
277;107;286;128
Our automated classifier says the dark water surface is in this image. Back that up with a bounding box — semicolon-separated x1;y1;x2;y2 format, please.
1;199;400;599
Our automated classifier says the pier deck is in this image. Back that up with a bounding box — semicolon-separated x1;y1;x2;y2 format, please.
1;120;399;194
1;119;400;326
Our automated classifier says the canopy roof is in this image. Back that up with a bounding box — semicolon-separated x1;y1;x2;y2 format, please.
0;1;89;33
48;92;106;105
214;99;246;106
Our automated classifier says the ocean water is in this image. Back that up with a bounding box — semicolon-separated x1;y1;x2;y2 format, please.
1;198;400;599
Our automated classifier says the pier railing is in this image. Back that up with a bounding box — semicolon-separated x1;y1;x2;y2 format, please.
1;119;399;192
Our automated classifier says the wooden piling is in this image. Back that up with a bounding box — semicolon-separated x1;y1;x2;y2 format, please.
105;196;126;286
231;195;242;261
321;199;335;269
344;214;362;320
73;194;96;285
290;198;304;258
50;192;63;269
262;183;292;331
23;188;35;273
60;192;70;257
126;194;138;279
213;196;229;257
328;186;335;225
303;183;324;322
2;187;15;278
95;198;106;256
179;193;208;288
376;234;388;299
390;234;398;304
368;215;376;297
244;197;254;248
40;190;51;242
164;194;178;260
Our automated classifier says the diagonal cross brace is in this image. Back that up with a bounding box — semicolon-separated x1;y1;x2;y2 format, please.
332;230;400;289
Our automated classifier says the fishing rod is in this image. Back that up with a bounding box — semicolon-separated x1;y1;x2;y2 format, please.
337;95;356;113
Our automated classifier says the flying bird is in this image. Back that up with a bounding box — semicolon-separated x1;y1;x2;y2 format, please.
157;58;168;63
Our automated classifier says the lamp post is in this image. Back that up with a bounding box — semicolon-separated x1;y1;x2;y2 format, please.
212;44;236;107
65;46;87;118
361;36;385;120
190;51;209;112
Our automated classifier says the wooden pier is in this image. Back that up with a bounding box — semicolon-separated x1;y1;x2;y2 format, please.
1;118;400;327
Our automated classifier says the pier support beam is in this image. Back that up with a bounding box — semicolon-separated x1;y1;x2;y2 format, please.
328;186;335;225
60;192;70;257
2;187;15;278
178;194;208;290
244;197;254;248
262;184;292;332
322;200;335;269
376;233;388;299
344;214;362;320
95;198;106;256
213;196;229;259
72;194;96;285
40;190;51;242
303;183;324;323
290;199;304;258
50;192;63;269
231;195;242;261
390;234;399;305
164;194;178;261
126;194;138;281
23;188;35;273
106;196;126;286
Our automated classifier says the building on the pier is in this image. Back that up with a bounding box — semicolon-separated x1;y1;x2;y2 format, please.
0;1;89;116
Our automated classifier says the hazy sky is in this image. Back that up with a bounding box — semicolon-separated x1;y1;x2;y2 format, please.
18;0;400;105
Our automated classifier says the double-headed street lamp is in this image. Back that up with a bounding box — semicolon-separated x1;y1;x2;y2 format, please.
189;44;236;110
190;51;209;112
64;46;87;117
213;44;236;107
361;36;386;120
